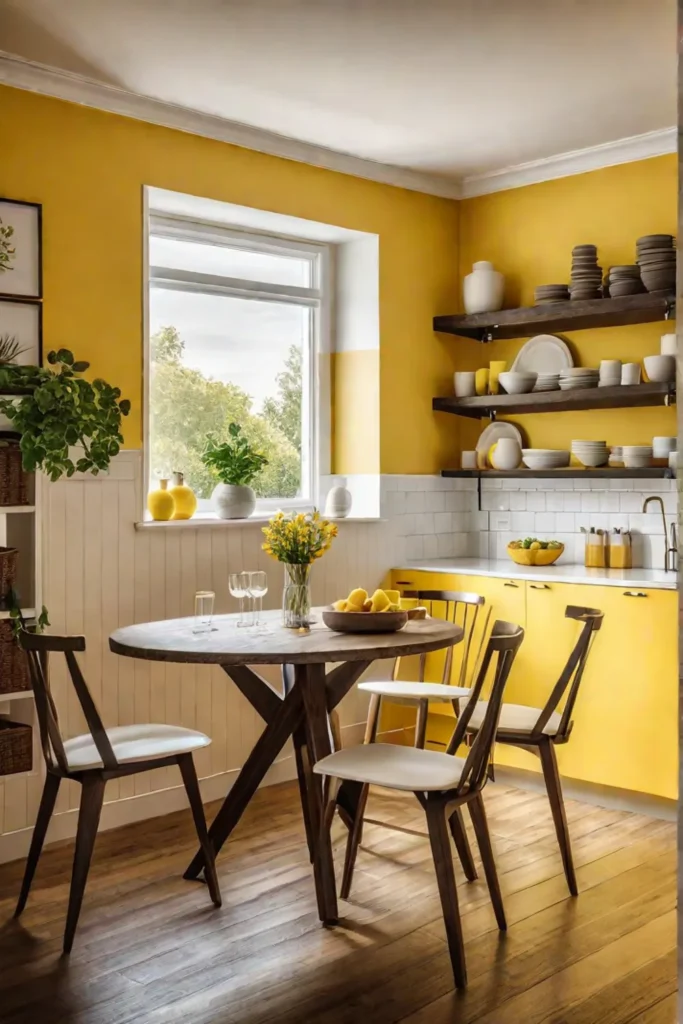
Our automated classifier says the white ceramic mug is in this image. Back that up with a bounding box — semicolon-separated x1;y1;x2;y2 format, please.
661;333;677;357
490;437;522;471
621;362;641;386
461;450;478;470
599;359;621;379
454;371;476;398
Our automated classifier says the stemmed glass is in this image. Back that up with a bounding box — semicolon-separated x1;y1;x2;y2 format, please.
228;572;250;627
249;571;268;632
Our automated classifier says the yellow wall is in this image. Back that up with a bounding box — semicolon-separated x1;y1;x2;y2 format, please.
454;156;677;457
0;85;459;474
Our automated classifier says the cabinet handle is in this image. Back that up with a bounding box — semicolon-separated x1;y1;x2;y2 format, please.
530;583;551;590
623;591;648;598
504;582;519;588
395;580;414;586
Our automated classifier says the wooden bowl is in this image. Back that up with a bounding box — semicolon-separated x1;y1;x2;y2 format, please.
322;607;409;634
507;543;564;566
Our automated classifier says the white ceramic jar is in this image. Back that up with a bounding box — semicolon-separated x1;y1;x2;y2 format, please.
490;438;522;471
324;484;353;518
463;261;505;315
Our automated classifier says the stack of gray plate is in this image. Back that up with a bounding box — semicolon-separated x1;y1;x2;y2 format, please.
534;283;569;305
606;265;644;298
559;368;599;391
636;235;676;293
570;245;602;300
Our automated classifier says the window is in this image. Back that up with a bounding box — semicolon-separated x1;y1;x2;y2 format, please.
147;217;328;514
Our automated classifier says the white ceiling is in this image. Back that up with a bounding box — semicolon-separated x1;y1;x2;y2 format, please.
0;0;676;185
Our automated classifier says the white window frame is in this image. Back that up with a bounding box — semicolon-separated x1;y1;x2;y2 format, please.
144;211;332;519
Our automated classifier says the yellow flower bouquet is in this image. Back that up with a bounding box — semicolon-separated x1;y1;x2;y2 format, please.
262;510;337;627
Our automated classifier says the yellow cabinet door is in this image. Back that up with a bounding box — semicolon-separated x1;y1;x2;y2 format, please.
511;581;678;800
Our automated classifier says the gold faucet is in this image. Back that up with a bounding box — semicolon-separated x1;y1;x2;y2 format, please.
642;496;677;572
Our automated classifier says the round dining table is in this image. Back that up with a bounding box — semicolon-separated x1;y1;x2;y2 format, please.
110;607;463;924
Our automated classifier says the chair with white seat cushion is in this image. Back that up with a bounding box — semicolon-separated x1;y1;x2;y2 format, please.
342;589;488;897
14;630;221;952
464;605;604;897
315;620;524;990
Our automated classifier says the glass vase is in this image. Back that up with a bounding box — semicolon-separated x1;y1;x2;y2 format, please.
282;563;312;628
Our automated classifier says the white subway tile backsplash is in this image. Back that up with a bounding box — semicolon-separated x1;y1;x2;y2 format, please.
619;492;643;513
490;512;512;532
422;534;438;558
546;493;564;512
527;492;546;511
434;512;452;533
511;512;535;533
428;491;446;512
554;512;576;533
534;512;556;533
509;491;527;511
405;535;424;559
420;512;435;534
562;493;582;511
580;492;600;512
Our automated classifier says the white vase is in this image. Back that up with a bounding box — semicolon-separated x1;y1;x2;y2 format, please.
490;438;521;471
324;484;353;518
212;483;256;519
463;261;505;314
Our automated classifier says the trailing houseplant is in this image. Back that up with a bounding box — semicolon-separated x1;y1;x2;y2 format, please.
201;423;268;519
0;349;130;481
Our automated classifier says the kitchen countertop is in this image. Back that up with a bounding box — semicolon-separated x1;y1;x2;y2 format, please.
397;557;677;591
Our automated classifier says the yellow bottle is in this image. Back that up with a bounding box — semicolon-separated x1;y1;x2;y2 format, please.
169;471;197;520
147;478;175;521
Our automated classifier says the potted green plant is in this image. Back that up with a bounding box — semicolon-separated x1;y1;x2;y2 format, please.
0;349;130;481
201;424;268;519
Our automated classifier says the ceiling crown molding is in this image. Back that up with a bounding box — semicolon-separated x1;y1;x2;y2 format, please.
460;127;676;198
0;51;461;200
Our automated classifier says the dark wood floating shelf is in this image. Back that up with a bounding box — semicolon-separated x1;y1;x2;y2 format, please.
433;293;675;341
432;382;675;419
442;467;674;480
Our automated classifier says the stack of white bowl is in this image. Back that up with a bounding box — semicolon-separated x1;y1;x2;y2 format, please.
571;440;609;467
533;372;560;392
622;445;652;468
559;368;599;391
653;436;676;461
608;445;624;466
522;448;570;470
598;360;621;388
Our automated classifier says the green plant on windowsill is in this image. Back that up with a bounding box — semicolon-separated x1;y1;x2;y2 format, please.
0;348;131;481
201;424;269;486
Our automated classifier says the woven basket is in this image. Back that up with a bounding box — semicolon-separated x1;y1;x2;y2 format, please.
0;620;30;695
0;438;28;507
0;547;18;606
0;720;32;775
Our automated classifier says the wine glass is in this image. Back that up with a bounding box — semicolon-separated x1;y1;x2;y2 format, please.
249;571;268;632
228;572;250;627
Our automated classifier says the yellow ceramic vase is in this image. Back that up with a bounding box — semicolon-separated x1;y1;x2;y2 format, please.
475;368;490;396
147;478;175;521
489;360;507;395
169;471;197;520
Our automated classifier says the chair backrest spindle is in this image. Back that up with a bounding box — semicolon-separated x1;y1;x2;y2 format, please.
532;606;603;740
394;590;486;689
20;630;119;774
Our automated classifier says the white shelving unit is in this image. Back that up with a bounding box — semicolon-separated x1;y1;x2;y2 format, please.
0;469;42;779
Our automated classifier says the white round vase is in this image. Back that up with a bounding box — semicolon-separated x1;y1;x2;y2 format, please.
490;438;522;471
463;261;505;314
212;483;256;519
324;485;353;519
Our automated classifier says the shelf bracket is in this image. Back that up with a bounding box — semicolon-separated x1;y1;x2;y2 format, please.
480;328;496;344
665;299;676;320
488;409;497;422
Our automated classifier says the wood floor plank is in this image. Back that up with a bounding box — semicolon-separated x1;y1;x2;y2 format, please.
0;780;675;1024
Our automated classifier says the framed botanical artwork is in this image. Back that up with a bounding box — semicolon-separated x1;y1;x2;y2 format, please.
0;199;42;301
0;299;42;365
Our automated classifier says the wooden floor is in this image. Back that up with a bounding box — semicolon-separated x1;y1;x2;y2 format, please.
0;779;676;1023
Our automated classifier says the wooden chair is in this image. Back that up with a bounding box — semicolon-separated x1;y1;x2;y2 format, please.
14;630;221;953
341;590;489;897
314;620;525;989
464;605;604;896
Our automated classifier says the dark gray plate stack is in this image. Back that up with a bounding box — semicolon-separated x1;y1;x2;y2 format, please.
636;234;676;293
570;244;602;300
534;283;569;305
606;264;644;298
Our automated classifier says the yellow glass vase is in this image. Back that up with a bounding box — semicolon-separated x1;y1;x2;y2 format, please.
169;471;197;520
147;478;175;521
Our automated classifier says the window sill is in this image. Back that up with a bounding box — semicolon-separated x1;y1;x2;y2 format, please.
135;516;386;530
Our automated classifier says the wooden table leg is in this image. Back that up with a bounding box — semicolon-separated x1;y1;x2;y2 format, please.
298;663;340;925
184;683;304;880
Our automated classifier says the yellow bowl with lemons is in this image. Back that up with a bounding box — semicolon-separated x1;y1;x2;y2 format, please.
507;540;564;566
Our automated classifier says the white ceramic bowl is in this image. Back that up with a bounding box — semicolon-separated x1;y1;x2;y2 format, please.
643;355;675;383
623;456;652;468
574;451;609;467
498;371;537;395
522;450;570;470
